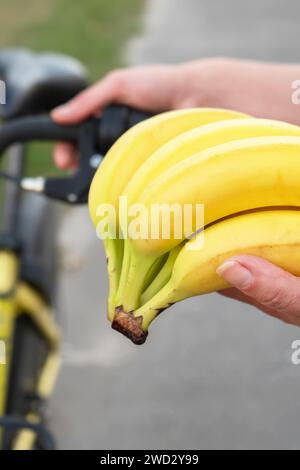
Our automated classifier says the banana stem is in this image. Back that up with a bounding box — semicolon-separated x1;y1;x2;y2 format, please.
137;280;180;330
141;244;182;304
141;253;169;293
114;240;132;308
106;238;124;321
112;279;180;345
119;246;156;312
111;244;174;344
141;258;173;305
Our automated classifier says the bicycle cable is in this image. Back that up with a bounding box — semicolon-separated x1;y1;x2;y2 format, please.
0;170;21;184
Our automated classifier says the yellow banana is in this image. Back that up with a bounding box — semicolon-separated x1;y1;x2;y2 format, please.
117;118;300;311
122;118;300;207
112;209;300;344
89;108;248;319
136;136;300;253
118;132;300;314
89;108;248;226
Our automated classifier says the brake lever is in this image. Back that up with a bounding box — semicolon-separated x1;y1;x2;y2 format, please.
2;105;153;203
22;118;102;204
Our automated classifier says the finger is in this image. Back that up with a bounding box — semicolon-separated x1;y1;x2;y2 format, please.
219;287;257;305
216;255;300;325
219;287;274;312
219;287;276;313
53;142;77;169
51;73;124;124
218;287;287;321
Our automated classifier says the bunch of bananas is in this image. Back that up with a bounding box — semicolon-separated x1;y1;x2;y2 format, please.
88;108;300;344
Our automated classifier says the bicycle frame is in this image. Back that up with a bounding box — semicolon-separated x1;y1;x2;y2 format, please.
0;252;61;450
0;251;18;419
0;145;61;450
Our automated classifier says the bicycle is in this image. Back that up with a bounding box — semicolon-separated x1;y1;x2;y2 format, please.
0;48;150;450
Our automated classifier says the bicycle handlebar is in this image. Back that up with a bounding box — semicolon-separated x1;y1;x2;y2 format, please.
0;115;80;151
0;105;153;203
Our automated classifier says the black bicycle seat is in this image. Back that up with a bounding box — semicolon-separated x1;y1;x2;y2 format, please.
0;49;88;119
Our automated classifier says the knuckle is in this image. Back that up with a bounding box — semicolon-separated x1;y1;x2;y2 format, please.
105;69;126;86
71;91;87;106
104;70;129;100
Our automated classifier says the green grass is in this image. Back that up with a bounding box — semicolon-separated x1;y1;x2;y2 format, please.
0;0;144;175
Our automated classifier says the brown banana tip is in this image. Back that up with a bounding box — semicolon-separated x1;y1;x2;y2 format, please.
112;306;148;345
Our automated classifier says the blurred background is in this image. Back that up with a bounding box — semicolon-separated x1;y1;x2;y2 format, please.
2;0;300;450
0;0;142;176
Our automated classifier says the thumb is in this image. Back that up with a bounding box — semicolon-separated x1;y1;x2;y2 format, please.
216;254;300;324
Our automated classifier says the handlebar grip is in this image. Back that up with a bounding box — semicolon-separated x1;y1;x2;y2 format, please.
127;108;153;127
98;104;153;154
0;106;153;156
0;105;154;204
0;115;80;154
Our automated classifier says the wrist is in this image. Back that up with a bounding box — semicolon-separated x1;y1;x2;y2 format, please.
175;57;239;109
198;57;240;108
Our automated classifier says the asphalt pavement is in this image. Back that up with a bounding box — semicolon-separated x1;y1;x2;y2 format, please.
50;0;300;450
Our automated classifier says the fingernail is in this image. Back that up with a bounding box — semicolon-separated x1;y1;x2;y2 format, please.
216;260;253;290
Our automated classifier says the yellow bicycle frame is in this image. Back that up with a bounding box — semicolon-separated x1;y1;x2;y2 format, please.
0;250;61;450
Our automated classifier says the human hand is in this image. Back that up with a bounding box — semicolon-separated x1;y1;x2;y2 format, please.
52;57;300;327
51;57;300;168
51;59;226;168
217;255;300;327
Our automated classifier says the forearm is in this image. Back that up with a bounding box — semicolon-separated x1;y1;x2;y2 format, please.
53;57;300;167
188;58;300;125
